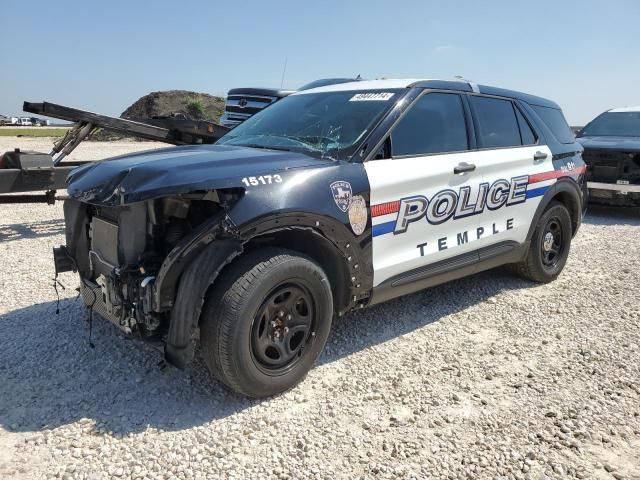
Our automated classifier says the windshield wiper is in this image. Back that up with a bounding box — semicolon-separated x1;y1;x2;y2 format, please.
223;134;335;160
246;143;335;161
244;143;293;152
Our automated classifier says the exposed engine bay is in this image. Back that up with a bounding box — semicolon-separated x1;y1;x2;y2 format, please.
59;193;233;338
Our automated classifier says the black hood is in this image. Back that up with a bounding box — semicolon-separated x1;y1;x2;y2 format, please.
577;135;640;151
66;144;331;205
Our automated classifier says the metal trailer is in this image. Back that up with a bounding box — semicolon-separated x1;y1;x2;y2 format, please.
0;101;229;204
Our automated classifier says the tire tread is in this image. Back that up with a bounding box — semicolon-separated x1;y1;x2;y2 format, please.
514;201;572;283
201;249;328;397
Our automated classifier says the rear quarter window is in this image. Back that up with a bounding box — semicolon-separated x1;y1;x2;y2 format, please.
532;105;575;144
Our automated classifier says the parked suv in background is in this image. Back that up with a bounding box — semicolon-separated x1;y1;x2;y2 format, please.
220;77;361;128
577;106;640;206
55;79;586;398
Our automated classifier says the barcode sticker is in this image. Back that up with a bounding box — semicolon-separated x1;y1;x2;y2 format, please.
349;92;395;102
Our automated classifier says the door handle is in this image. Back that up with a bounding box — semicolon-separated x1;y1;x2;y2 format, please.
533;151;548;162
454;163;476;174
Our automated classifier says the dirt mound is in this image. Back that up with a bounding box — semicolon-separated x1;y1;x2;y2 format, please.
90;90;225;141
122;90;225;121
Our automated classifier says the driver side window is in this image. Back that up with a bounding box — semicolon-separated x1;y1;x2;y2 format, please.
391;93;469;157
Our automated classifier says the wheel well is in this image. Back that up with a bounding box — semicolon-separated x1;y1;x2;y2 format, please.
242;228;352;314
551;190;580;235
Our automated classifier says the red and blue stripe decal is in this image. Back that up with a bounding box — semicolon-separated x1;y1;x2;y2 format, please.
371;201;402;237
525;165;586;198
370;166;585;237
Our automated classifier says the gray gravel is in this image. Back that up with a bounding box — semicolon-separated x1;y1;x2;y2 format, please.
1;138;639;480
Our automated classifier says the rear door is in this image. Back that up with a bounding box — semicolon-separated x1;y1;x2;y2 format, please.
466;95;553;248
365;92;484;286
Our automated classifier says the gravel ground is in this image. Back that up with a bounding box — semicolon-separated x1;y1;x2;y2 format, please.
0;138;639;480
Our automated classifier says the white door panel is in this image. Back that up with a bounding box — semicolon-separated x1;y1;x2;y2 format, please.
366;145;556;287
366;151;481;286
478;145;553;246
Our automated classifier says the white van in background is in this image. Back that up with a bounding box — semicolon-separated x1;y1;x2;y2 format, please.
0;115;18;126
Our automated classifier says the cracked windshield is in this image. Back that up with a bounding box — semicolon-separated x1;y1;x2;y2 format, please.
217;90;402;160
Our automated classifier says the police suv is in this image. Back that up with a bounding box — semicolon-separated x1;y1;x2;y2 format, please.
55;79;587;398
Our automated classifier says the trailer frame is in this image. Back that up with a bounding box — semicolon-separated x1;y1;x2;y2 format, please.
0;101;229;204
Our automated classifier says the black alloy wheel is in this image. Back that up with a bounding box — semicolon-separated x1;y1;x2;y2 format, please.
540;216;565;269
200;249;333;398
514;201;573;283
251;283;316;374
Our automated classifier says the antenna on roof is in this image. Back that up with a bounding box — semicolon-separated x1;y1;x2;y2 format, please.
280;57;288;88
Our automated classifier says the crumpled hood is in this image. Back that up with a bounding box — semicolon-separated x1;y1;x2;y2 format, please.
66;144;331;205
577;136;640;151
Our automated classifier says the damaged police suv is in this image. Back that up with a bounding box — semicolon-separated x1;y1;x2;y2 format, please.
55;79;587;398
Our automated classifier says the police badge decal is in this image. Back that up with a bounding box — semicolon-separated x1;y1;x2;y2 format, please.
348;195;368;235
330;181;353;212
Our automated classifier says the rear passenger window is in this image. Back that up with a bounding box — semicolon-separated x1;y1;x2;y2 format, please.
391;93;468;156
532;105;575;144
515;107;537;145
470;96;521;148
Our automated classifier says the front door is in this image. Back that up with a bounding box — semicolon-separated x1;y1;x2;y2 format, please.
365;92;484;287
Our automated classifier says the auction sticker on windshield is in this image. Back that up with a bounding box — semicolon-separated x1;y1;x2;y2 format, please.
349;92;395;101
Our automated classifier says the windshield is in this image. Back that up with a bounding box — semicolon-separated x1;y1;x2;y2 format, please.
581;112;640;137
217;89;403;160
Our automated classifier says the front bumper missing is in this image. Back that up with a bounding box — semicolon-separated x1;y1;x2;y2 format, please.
53;246;75;275
79;279;135;333
54;245;133;332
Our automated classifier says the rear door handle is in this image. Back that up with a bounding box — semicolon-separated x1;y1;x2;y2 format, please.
533;151;548;162
454;163;476;174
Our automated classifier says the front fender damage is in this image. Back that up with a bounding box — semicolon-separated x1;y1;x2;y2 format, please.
158;212;363;369
164;239;243;369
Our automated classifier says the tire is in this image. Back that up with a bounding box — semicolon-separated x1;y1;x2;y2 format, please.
200;248;333;398
515;201;573;283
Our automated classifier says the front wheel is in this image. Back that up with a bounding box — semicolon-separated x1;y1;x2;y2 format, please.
200;249;333;398
515;201;573;283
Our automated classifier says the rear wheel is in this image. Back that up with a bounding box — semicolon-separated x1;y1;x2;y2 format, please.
515;201;572;283
200;249;333;398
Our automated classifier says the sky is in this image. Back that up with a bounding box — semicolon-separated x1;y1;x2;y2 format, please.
1;0;639;125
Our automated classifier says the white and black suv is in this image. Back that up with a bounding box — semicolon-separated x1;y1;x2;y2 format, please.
55;79;587;398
